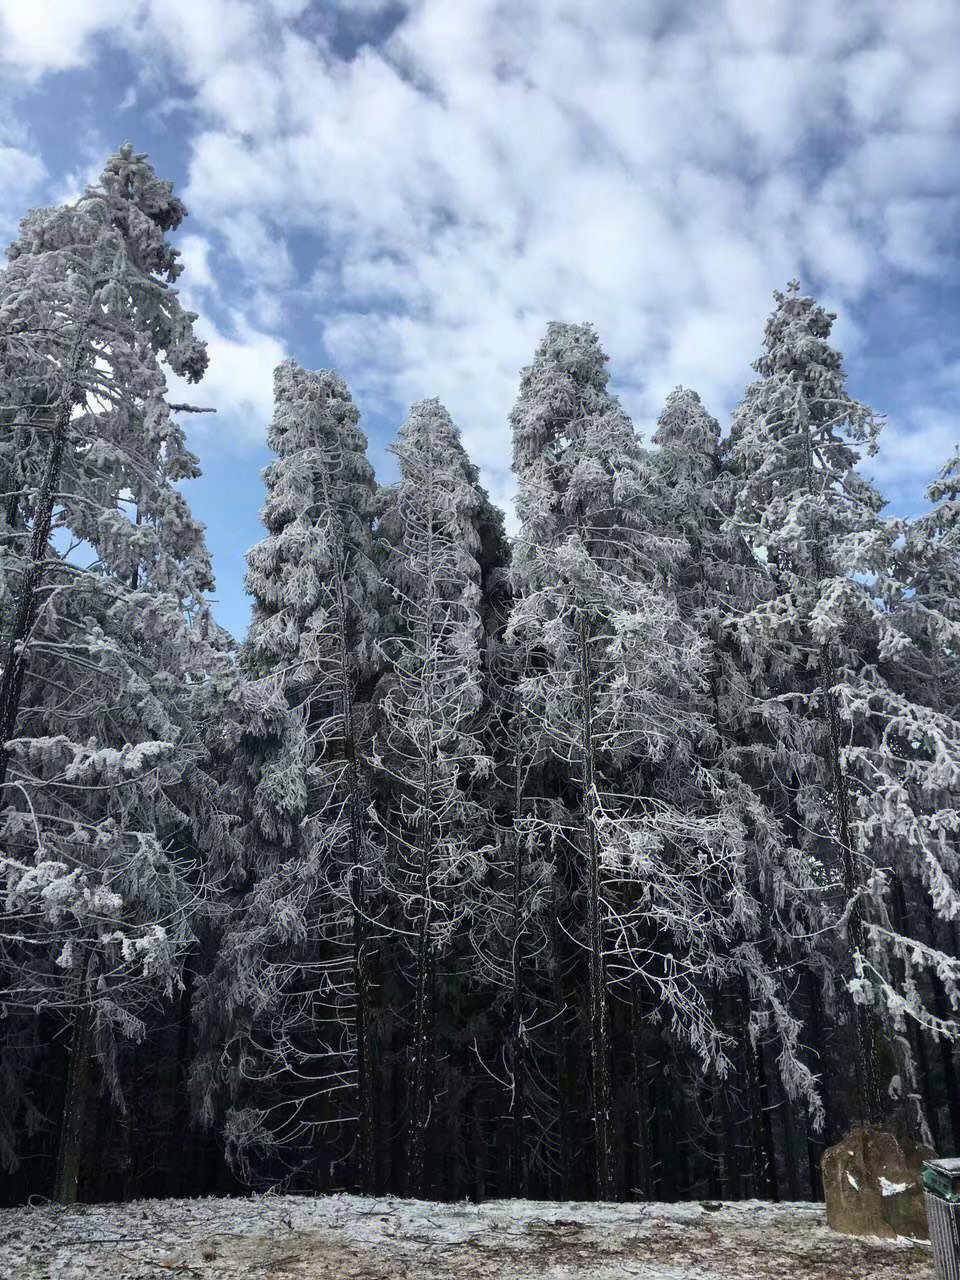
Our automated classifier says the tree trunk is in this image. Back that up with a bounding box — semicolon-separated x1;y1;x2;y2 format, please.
55;1007;93;1204
577;610;614;1199
409;735;434;1197
923;898;960;1149
753;1039;779;1200
630;980;651;1198
509;820;527;1196
821;644;881;1125
348;806;372;1192
802;968;831;1196
317;452;375;1195
549;873;572;1200
890;877;936;1145
171;966;195;1198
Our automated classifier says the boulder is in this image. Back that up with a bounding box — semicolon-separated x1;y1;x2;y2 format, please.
821;1127;934;1238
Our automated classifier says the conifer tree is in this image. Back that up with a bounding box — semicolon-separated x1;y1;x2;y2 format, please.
507;325;819;1198
874;448;960;1141
372;399;492;1197
203;361;381;1187
653;385;824;1193
0;144;229;1199
187;671;311;1186
889;447;960;720
724;283;960;1127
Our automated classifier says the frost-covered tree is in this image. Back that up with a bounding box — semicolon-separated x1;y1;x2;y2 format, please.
724;282;960;1128
0;144;229;1199
653;385;825;1194
869;447;960;1142
201;360;382;1188
372;399;493;1197
187;671;311;1186
477;626;556;1196
506;325;819;1199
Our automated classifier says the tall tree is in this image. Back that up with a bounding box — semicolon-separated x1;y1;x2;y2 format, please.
372;399;492;1197
199;361;382;1188
724;282;960;1125
653;384;824;1194
0;144;228;1200
507;325;819;1198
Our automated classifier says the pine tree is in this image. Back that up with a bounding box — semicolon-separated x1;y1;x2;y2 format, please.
874;448;960;1141
187;670;311;1187
372;399;492;1197
653;385;825;1192
888;447;960;720
507;325;819;1199
724;282;960;1128
199;361;382;1188
0;144;228;1199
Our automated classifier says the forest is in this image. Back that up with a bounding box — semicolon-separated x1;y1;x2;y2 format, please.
1;143;959;1212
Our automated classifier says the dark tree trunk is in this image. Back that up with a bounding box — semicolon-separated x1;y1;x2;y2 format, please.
630;980;651;1198
888;877;936;1145
54;1007;93;1204
821;646;881;1126
924;899;960;1149
711;988;737;1199
754;1037;779;1200
509;819;527;1196
316;451;375;1195
577;611;613;1198
803;969;831;1195
171;967;195;1198
549;870;572;1200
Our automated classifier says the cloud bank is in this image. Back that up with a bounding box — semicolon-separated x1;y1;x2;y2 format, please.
3;0;960;523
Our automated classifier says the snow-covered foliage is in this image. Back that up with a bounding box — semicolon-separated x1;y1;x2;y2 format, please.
371;398;497;1194
0;145;240;1184
195;361;381;1184
3;144;959;1207
724;282;960;1127
503;325;821;1200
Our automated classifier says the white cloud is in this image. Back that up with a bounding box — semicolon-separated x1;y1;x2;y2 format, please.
4;0;960;516
843;47;911;130
177;233;216;292
0;143;46;239
166;312;285;449
870;406;960;493
0;143;45;190
883;198;960;278
162;3;960;459
0;0;136;74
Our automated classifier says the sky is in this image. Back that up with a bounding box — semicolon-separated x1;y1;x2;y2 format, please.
2;0;960;640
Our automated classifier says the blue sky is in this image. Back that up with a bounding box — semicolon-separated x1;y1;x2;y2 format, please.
2;0;959;640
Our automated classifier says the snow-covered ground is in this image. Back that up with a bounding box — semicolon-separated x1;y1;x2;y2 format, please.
0;1193;934;1279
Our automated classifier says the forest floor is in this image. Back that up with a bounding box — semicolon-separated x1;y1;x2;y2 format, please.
0;1192;935;1280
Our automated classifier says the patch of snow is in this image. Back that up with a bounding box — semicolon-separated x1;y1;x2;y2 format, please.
879;1177;911;1196
847;1172;860;1190
0;1194;931;1280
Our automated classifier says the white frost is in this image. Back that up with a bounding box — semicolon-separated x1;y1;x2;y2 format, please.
0;1194;929;1280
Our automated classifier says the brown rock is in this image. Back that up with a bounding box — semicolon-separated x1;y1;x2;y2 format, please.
821;1126;934;1239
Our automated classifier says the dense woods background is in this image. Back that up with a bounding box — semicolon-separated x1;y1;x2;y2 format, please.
2;146;960;1208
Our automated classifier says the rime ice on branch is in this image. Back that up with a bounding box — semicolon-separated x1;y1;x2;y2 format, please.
0;144;233;1196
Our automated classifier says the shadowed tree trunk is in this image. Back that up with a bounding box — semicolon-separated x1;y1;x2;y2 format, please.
578;610;614;1199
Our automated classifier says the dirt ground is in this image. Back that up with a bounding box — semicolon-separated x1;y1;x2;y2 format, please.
0;1192;935;1280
